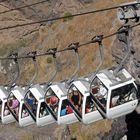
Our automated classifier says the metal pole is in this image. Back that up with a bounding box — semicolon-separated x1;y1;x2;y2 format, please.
44;48;58;88
7;53;20;90
66;43;80;86
25;51;38;90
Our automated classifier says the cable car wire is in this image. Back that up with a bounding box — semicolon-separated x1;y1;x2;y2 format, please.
0;22;139;61
0;2;140;31
0;0;8;3
0;0;49;15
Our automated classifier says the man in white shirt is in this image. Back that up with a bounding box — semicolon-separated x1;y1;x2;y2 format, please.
97;83;107;106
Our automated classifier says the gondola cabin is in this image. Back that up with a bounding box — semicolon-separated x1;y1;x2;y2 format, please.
24;84;55;127
7;86;34;127
90;68;138;119
67;78;103;124
0;86;15;124
45;83;78;125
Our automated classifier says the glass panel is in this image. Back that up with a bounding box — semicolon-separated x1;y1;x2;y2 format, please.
45;88;59;117
21;104;29;118
85;95;97;114
25;91;38;116
60;99;73;117
68;85;83;115
91;77;108;108
7;93;20;119
4;103;10;116
39;102;49;118
110;83;138;108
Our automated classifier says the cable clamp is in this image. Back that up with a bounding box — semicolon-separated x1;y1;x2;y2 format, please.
27;51;37;61
8;53;18;63
68;42;79;52
117;25;130;34
47;48;57;58
91;35;103;45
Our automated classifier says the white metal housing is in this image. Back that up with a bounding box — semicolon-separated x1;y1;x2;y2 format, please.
67;78;103;124
45;82;78;125
24;84;55;127
0;86;15;124
7;86;34;127
90;68;138;119
117;1;140;23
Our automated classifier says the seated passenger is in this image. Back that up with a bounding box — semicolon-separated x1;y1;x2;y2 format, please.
46;98;51;104
26;93;34;105
32;100;38;116
9;97;19;109
66;105;73;114
86;106;92;113
92;86;98;95
40;107;49;117
60;108;67;116
86;97;94;113
60;103;67;116
4;106;10;116
50;96;58;106
69;87;82;111
22;109;29;117
96;83;107;106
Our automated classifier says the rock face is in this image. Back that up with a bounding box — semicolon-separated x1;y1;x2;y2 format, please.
112;26;140;140
102;117;127;140
112;26;140;84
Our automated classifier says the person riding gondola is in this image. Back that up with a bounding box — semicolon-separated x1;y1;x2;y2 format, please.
69;87;82;111
96;82;107;106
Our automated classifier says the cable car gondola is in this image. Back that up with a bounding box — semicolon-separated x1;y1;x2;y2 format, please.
0;54;20;124
7;53;37;127
67;40;103;124
0;86;15;124
90;26;139;119
44;47;78;125
24;50;57;127
8;86;34;127
45;82;78;125
24;84;55;127
90;68;138;119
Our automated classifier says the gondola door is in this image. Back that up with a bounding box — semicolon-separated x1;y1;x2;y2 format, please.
12;88;34;127
107;82;138;119
90;76;108;118
36;101;55;127
0;87;15;124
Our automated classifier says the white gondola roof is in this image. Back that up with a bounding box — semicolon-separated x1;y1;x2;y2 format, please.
72;79;90;96
11;86;26;101
0;86;8;100
29;84;45;101
50;82;67;99
96;68;134;89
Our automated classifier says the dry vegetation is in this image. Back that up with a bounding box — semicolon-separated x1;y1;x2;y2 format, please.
0;0;136;140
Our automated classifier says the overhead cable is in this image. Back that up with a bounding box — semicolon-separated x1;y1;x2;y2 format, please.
0;2;140;31
0;22;139;61
0;0;8;3
0;0;48;15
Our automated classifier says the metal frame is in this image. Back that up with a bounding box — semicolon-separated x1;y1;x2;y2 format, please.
45;44;80;125
0;53;19;124
113;26;131;76
6;52;38;126
117;1;140;23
